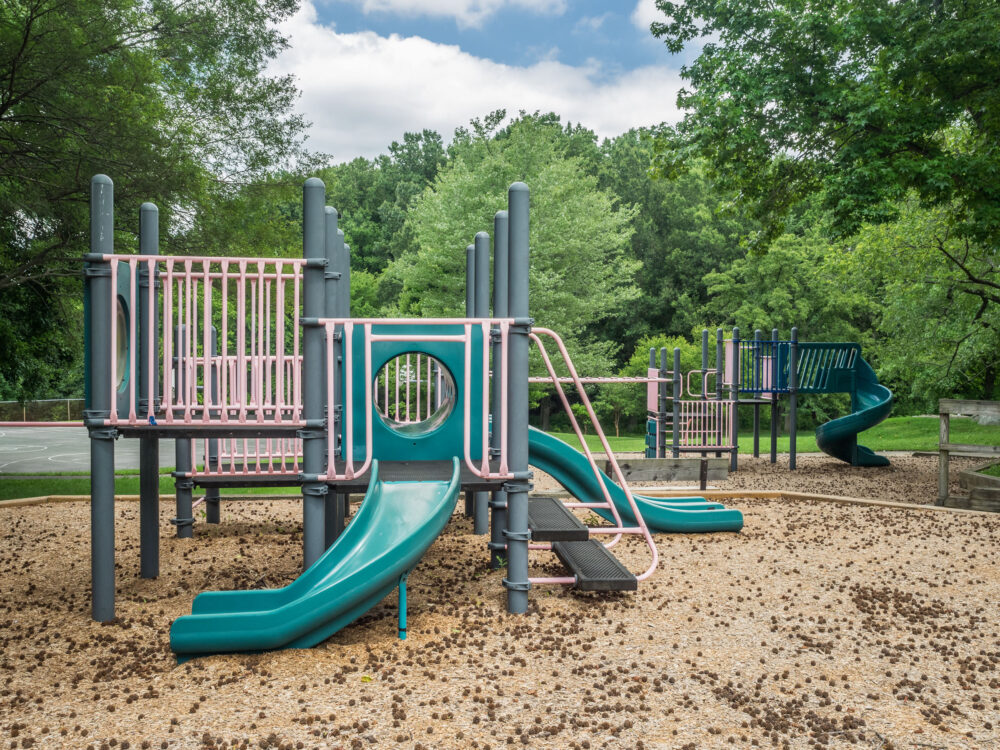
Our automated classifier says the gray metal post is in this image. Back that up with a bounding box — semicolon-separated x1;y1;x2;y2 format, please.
753;329;761;458
87;174;117;621
503;182;531;614
205;328;221;524
173;324;194;539
301;178;328;569
340;242;352;526
672;348;680;458
658;347;668;458
489;211;509;569
715;328;724;457
789;327;798;471
700;329;708;458
648;348;656;457
770;327;779;464
464;242;476;518
324;207;346;547
730;327;740;471
473;231;490;535
138;201;159;578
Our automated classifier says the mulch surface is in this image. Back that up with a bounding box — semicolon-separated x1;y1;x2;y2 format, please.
1;456;999;749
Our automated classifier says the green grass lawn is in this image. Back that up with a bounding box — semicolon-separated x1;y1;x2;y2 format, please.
548;415;1000;455
2;415;998;502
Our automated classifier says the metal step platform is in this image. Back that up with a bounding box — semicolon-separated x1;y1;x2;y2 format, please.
551;540;638;592
527;496;589;542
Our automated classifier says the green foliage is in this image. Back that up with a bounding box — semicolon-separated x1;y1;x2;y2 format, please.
0;0;307;399
388;113;640;377
651;0;1000;253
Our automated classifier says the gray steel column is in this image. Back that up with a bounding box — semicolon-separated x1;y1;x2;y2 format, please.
730;327;740;471
205;328;221;524
173;326;194;539
672;348;680;458
489;211;509;569
789;327;799;471
700;329;709;458
770;327;779;464
301;178;328;568
753;329;762;458
464;243;476;518
87;174;117;621
324;207;346;547
503;182;531;614
138;201;160;578
340;242;352;527
716;328;724;457
658;347;668;458
648;348;656;457
473;231;490;535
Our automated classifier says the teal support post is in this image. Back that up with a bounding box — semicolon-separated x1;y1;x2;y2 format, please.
87;174;117;621
503;182;531;614
789;327;798;471
398;573;408;640
473;231;490;536
301;178;328;569
138;201;159;577
753;328;761;458
489;211;509;569
730;327;740;471
770;327;779;464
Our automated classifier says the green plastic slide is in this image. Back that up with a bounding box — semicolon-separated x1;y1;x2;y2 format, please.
528;427;743;533
170;458;461;661
815;356;893;467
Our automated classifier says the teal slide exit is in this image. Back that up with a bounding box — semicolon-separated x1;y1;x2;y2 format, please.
528;427;743;533
170;459;461;661
815;356;893;467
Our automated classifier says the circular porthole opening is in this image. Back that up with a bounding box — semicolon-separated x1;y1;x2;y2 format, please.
373;353;455;437
115;296;129;392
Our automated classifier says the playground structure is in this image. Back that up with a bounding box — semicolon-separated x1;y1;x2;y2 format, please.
82;175;743;660
644;329;894;470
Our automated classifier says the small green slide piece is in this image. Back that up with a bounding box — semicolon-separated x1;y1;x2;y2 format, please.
815;356;893;467
170;458;461;661
528;428;743;533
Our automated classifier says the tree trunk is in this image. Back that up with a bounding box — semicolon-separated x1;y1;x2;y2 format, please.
985;365;996;401
540;396;551;431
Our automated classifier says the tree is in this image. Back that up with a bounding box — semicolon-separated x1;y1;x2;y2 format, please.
387;113;640;381
649;0;1000;254
837;199;1000;406
0;0;307;399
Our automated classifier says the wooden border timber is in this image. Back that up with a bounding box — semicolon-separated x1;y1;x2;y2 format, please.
938;399;1000;503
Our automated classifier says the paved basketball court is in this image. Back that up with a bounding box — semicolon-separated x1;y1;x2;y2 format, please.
0;427;175;473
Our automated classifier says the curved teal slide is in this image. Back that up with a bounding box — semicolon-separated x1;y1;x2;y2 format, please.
170;458;461;661
815;357;893;467
528;427;743;533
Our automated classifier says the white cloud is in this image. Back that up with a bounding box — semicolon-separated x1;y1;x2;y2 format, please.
335;0;567;29
631;0;666;31
275;3;684;161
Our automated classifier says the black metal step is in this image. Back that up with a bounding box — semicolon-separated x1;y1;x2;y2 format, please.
528;496;589;542
552;540;638;592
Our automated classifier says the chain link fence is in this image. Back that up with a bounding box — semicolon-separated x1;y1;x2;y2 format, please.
0;399;85;422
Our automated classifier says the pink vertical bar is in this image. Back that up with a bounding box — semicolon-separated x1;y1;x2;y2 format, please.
292;269;300;422
480;321;489;473
220;261;229;423
265;277;272;419
394;357;399;422
202;261;211;422
109;261;118;422
237;262;247;423
325;323;335;476
499;321;509;474
405;353;411;422
145;257;155;420
256;263;265;422
275;263;284;423
184;261;194;423
344;321;354;477
128;258;138;423
162;261;174;423
463;323;472;473
416;353;421;421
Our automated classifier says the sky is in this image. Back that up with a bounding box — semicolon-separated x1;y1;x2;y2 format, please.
271;0;686;162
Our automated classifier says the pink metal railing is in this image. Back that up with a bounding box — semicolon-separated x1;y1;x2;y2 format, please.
96;254;304;428
317;318;513;483
189;436;303;478
527;328;659;585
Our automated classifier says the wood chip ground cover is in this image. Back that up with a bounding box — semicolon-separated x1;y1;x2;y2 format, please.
1;455;998;749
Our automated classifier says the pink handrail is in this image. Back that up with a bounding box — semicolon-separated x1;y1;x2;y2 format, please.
528;328;659;584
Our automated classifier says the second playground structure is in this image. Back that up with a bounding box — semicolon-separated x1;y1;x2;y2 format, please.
644;330;894;470
82;175;743;661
